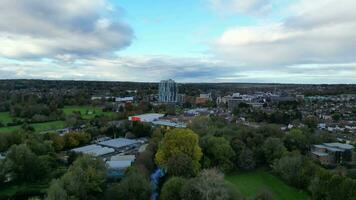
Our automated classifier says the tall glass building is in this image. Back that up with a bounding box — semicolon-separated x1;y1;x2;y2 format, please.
159;79;178;103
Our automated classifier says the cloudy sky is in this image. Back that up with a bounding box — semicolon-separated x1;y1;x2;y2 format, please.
0;0;355;83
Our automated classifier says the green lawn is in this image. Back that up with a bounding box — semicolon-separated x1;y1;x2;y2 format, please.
0;105;116;133
62;105;115;119
0;121;66;133
0;112;16;124
226;170;309;200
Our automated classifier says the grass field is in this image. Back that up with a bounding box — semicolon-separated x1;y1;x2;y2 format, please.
0;112;16;124
62;106;115;119
226;170;309;200
0;121;66;133
0;105;116;133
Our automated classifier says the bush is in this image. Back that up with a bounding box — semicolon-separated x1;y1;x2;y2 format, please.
160;177;186;200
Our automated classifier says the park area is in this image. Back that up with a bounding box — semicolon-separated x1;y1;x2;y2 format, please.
0;106;116;133
226;170;310;200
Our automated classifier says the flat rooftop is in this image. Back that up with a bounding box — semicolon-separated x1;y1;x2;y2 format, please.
324;143;354;150
99;138;139;149
71;144;115;157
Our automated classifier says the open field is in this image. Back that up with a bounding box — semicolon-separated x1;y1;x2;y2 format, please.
226;170;309;200
0;112;16;124
0;121;66;133
62;105;116;119
0;105;116;133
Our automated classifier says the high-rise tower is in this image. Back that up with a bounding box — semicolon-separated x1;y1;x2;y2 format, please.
159;79;178;103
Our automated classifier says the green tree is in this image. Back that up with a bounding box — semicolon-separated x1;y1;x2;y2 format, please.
200;135;235;172
283;129;309;154
332;113;341;121
238;147;256;170
0;159;6;184
272;153;308;188
262;138;286;165
46;179;68;200
189;116;212;136
167;154;195;178
4;144;42;182
105;169;151;200
46;155;107;200
132;121;152;137
0;132;22;152
303;115;318;129
160;177;186;200
155;129;202;176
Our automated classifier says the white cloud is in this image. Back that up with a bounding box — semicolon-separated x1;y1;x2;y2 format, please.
209;0;272;15
0;56;236;82
0;0;133;59
214;0;356;68
0;0;354;84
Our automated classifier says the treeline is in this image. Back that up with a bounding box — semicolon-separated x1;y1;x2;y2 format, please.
186;115;356;199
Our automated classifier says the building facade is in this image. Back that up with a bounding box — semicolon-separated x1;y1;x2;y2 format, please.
311;143;354;166
159;79;178;103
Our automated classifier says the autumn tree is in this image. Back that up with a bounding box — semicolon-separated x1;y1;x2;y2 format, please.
155;129;202;176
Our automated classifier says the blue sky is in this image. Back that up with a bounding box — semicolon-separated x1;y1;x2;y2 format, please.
116;0;254;57
0;0;355;83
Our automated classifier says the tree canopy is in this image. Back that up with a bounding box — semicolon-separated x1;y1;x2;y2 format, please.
155;128;202;176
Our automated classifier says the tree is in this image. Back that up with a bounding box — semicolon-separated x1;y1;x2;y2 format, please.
46;179;68;200
52;135;65;151
63;131;91;149
180;169;242;200
167;154;195;178
132;121;152;137
155;129;202;176
0;159;6;184
160;177;186;200
4;144;42;182
238;147;256;170
189;116;212;136
65;113;83;127
262;138;286;165
272;153;308;188
283;129;309;154
21;122;35;132
135;149;155;176
200;135;235;172
105;169;151;200
0;132;22;152
332;113;341;121
46;155;107;200
303;115;318;129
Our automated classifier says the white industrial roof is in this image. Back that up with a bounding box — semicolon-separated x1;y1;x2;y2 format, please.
129;113;164;122
71;144;115;157
324;143;354;150
111;154;136;162
152;120;187;128
99;138;139;149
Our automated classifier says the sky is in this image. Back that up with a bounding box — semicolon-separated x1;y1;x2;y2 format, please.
0;0;355;83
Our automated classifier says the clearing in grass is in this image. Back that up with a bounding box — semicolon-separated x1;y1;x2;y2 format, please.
226;170;309;200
